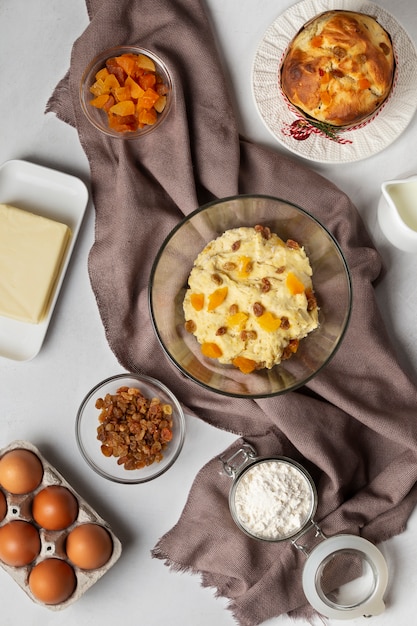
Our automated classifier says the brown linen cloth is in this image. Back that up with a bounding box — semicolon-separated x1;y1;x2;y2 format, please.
47;0;417;623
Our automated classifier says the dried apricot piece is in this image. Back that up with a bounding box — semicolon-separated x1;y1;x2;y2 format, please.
232;356;257;374
95;67;109;81
139;73;157;90
115;53;137;76
286;272;305;295
138;108;158;126
137;53;156;72
201;342;223;358
90;94;111;109
125;75;144;99
190;293;204;311
207;286;228;311
256;311;282;332
154;95;167;113
238;256;253;278
136;87;160;110
227;311;248;329
110;100;135;116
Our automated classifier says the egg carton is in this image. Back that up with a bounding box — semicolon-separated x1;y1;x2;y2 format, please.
0;440;122;610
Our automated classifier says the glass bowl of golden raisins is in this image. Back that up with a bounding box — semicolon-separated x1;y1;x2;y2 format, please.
76;373;185;483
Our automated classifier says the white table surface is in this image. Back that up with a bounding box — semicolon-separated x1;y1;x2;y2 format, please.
1;1;417;625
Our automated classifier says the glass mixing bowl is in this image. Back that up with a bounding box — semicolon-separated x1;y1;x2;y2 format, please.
149;195;352;398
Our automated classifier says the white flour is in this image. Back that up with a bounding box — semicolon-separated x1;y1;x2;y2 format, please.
233;460;313;540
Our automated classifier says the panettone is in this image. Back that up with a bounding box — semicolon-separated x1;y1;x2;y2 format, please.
280;10;395;127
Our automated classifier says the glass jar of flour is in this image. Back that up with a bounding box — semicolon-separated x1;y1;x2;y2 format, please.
221;443;388;620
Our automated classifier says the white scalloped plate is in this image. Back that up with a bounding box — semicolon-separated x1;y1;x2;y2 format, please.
252;0;417;163
0;160;88;361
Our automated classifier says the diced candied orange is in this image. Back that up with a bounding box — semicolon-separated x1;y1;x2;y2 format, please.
95;67;110;81
154;95;167;113
90;79;107;97
321;91;332;106
138;108;158;126
109;100;135;116
238;256;253;278
139;72;157;90
232;356;257;374
114;86;131;102
256;311;282;332
311;35;323;47
286;272;305;295
137;53;156;72
207;286;228;311
358;78;371;90
136;87;160;110
125;75;144;99
90;94;111;109
320;71;330;85
115;53;137;76
227;311;248;329
108;112;138;132
201;342;223;359
190;293;204;311
103;73;121;92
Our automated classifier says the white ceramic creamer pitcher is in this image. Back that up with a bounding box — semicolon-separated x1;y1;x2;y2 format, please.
378;176;417;252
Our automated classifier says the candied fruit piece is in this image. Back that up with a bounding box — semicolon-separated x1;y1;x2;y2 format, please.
139;73;157;90
103;73;121;92
201;342;223;358
227;311;248;329
207;286;228;311
110;100;135;116
90;79;107;97
125;75;144;99
154;94;167;113
238;256;253;278
90;94;111;109
115;53;137;76
190;293;204;311
286;272;305;295
232;356;257;374
95;67;109;81
138;108;158;126
136;87;160;110
137;53;156;72
256;311;282;332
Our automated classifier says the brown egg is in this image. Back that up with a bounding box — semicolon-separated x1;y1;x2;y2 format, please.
0;520;41;566
0;449;43;494
32;485;78;530
29;558;76;605
0;490;6;522
66;523;113;570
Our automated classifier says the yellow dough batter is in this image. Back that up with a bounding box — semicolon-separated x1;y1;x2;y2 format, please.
183;225;319;373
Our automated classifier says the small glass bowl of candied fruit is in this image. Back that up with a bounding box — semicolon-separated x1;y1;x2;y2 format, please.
80;46;173;138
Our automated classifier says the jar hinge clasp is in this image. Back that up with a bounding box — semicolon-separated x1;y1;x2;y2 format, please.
291;521;327;557
220;443;257;478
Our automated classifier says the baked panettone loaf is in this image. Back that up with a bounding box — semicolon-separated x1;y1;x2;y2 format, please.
280;10;395;127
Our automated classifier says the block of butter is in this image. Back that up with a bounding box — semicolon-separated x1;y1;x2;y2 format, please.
0;203;71;324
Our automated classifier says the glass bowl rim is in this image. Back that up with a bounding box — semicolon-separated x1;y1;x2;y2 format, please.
75;372;186;484
79;45;174;140
148;193;352;399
